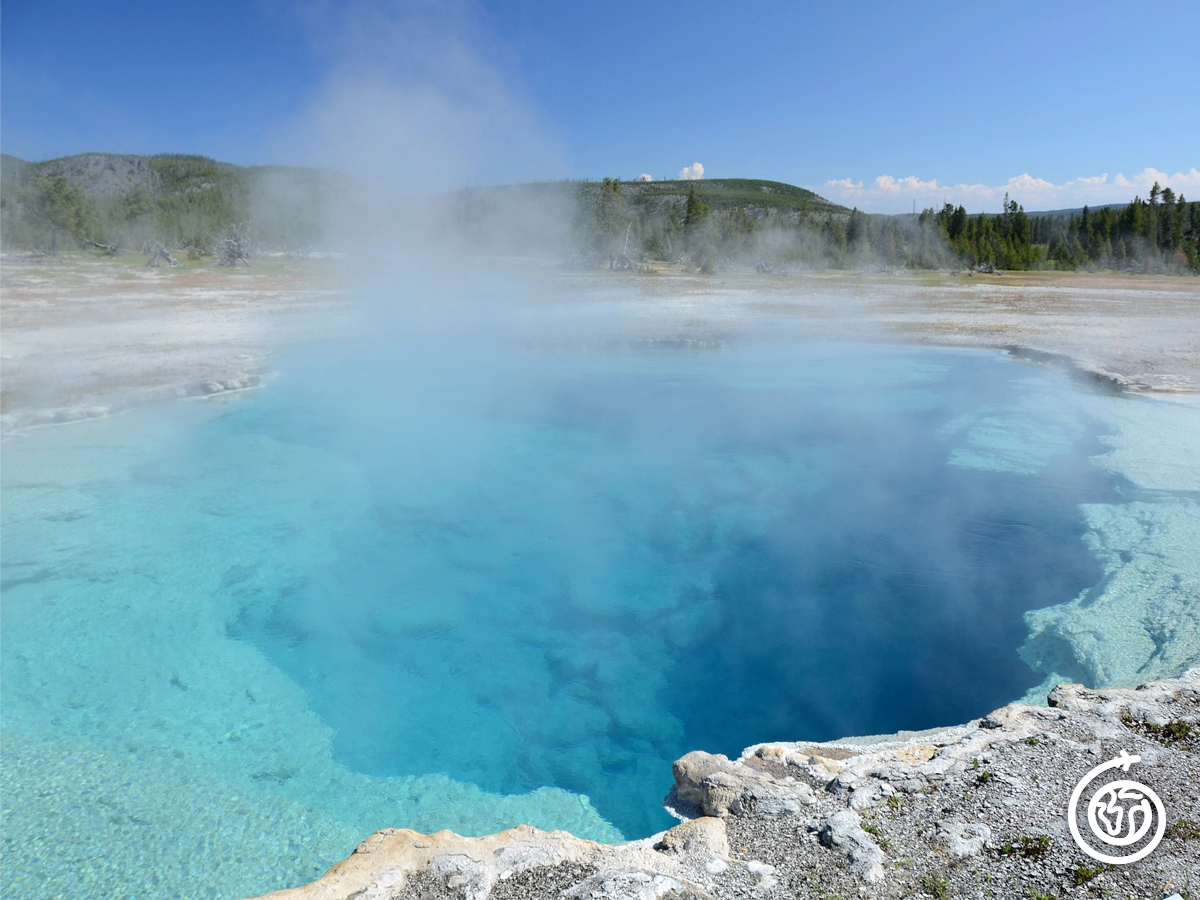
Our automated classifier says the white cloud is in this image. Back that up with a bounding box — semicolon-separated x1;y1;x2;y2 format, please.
638;173;653;182
679;162;704;180
1005;173;1056;193
824;177;863;194
815;168;1200;212
873;174;940;193
1121;166;1200;191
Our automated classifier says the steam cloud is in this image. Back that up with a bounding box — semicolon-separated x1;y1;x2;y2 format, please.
280;1;562;201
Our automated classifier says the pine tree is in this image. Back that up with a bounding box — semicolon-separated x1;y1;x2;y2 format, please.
683;185;713;269
683;185;711;231
595;177;626;260
21;175;95;251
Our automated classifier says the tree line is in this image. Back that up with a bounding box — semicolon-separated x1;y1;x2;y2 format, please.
578;179;954;272
579;179;1199;274
932;185;1199;273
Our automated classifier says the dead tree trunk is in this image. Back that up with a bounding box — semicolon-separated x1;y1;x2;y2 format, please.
214;224;252;267
83;237;120;256
145;241;181;267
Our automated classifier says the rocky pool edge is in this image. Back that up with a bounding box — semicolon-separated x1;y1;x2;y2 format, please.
253;669;1200;900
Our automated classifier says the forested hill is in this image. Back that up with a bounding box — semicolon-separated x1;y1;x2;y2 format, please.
2;152;1197;274
486;178;1199;274
575;177;847;215
0;152;345;253
450;177;852;266
0;153;848;253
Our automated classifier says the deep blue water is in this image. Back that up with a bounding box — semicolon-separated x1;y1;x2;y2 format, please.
204;341;1116;837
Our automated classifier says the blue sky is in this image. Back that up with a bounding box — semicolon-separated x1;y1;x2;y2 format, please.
3;0;1198;212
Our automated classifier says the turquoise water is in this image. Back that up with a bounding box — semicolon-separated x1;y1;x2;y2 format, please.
2;340;1121;897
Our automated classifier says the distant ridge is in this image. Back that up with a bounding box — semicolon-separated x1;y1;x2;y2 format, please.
456;177;851;223
1;153;849;248
573;177;849;215
0;153;848;217
1;153;845;210
1026;203;1127;218
0;151;334;196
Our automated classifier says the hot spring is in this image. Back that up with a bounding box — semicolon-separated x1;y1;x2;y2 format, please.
3;323;1196;898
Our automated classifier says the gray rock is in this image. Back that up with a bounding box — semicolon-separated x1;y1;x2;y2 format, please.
697;771;744;817
670;750;814;818
430;853;493;900
730;778;814;816
654;816;729;860
818;809;886;883
561;871;683;900
672;751;736;815
744;859;776;890
935;821;992;858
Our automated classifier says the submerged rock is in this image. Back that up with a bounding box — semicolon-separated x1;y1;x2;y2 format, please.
255;669;1200;899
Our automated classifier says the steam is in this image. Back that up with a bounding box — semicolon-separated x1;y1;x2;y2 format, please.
278;1;562;224
678;162;704;180
265;0;587;355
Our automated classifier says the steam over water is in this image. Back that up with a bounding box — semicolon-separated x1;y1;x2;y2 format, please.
2;331;1128;897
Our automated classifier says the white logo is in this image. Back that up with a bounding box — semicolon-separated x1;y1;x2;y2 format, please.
1068;750;1165;864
